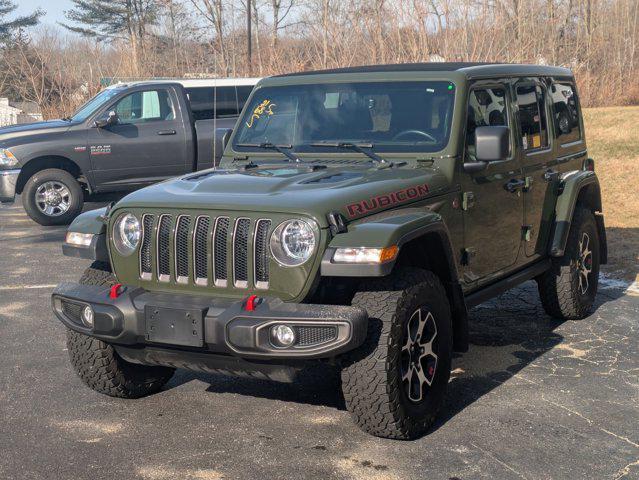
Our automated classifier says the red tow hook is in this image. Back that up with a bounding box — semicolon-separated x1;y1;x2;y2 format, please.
109;283;124;299
245;295;260;312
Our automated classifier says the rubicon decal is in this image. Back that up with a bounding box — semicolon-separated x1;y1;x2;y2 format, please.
346;184;430;217
90;145;111;156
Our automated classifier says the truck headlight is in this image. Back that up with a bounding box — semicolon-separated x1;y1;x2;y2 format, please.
0;149;18;168
113;213;141;256
270;219;317;266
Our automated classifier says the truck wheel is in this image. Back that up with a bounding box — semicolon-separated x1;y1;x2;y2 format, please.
22;168;84;226
537;207;600;320
341;268;452;439
66;262;175;398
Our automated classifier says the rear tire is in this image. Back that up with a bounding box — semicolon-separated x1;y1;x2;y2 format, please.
537;207;600;320
66;262;175;398
340;268;452;439
22;168;84;226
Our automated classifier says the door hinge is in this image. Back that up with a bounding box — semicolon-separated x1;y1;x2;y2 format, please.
461;247;476;266
462;191;475;211
522;225;533;242
523;176;533;192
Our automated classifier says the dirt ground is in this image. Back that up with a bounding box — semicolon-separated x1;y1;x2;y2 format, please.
583;106;639;282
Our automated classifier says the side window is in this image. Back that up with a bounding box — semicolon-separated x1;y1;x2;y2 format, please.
550;82;581;144
186;87;214;120
516;84;548;151
236;86;254;112
114;90;174;124
466;87;508;153
214;87;239;118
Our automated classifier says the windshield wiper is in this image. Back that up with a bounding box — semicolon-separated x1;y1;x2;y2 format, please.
61;116;73;122
310;142;388;164
236;142;301;163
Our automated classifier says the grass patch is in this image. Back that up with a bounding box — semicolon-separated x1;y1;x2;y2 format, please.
583;107;639;281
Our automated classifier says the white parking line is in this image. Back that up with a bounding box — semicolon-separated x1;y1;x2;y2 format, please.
0;284;57;291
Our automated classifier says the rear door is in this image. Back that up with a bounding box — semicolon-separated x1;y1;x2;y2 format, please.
513;79;555;258
88;86;190;190
460;81;524;284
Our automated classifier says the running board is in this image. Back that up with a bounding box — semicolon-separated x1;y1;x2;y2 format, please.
465;259;551;308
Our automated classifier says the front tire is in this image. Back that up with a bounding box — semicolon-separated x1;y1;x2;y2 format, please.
340;269;452;439
22;168;84;226
66;262;175;398
537;207;600;320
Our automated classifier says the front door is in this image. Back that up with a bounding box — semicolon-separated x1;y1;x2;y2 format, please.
88;88;189;190
513;80;555;258
461;82;524;285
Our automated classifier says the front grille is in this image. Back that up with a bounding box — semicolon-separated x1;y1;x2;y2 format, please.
136;213;273;290
297;326;338;346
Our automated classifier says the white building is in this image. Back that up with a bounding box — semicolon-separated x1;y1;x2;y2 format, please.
0;98;43;127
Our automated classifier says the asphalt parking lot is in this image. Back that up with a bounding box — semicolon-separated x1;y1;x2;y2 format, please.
1;197;638;480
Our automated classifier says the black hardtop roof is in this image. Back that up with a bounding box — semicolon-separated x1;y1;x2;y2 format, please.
274;62;573;79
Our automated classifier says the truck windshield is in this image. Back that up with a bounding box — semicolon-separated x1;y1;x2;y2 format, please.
69;88;123;122
233;81;456;154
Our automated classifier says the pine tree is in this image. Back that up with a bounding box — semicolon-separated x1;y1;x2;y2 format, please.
0;0;42;40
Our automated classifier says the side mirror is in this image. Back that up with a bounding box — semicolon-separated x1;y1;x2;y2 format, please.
214;128;234;165
475;126;509;162
94;110;119;128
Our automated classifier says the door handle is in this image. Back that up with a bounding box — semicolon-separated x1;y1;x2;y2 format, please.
504;178;526;193
157;129;176;136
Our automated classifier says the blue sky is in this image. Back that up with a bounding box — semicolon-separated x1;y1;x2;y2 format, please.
15;0;73;26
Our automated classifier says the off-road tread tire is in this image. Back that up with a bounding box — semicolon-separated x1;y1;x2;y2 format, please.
341;268;452;440
537;207;599;320
22;168;84;226
66;262;174;398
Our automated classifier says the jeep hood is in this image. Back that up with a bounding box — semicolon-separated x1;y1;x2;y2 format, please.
0;119;72;144
114;165;449;228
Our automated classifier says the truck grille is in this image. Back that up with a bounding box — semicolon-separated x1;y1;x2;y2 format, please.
138;213;273;289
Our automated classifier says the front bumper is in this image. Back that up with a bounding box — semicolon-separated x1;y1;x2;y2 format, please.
0;169;19;203
52;283;368;364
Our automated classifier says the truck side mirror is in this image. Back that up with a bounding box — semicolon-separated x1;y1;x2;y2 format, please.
475;126;509;162
94;110;119;128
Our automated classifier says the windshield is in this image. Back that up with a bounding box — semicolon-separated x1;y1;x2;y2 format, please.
69;88;123;122
233;81;456;154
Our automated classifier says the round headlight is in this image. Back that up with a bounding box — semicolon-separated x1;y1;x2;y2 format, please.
270;219;317;267
113;213;141;256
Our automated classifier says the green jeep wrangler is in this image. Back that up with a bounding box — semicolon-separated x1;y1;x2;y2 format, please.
52;63;607;439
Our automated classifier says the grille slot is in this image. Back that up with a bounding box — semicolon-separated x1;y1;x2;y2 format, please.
254;219;271;289
297;326;338;347
213;217;230;287
193;216;210;285
140;214;154;279
157;215;172;281
233;218;251;287
175;216;191;283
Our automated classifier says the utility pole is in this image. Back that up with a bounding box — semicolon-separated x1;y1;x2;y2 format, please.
247;0;252;75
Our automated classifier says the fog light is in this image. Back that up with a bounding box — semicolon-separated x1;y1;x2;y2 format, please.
270;324;296;348
81;305;94;327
